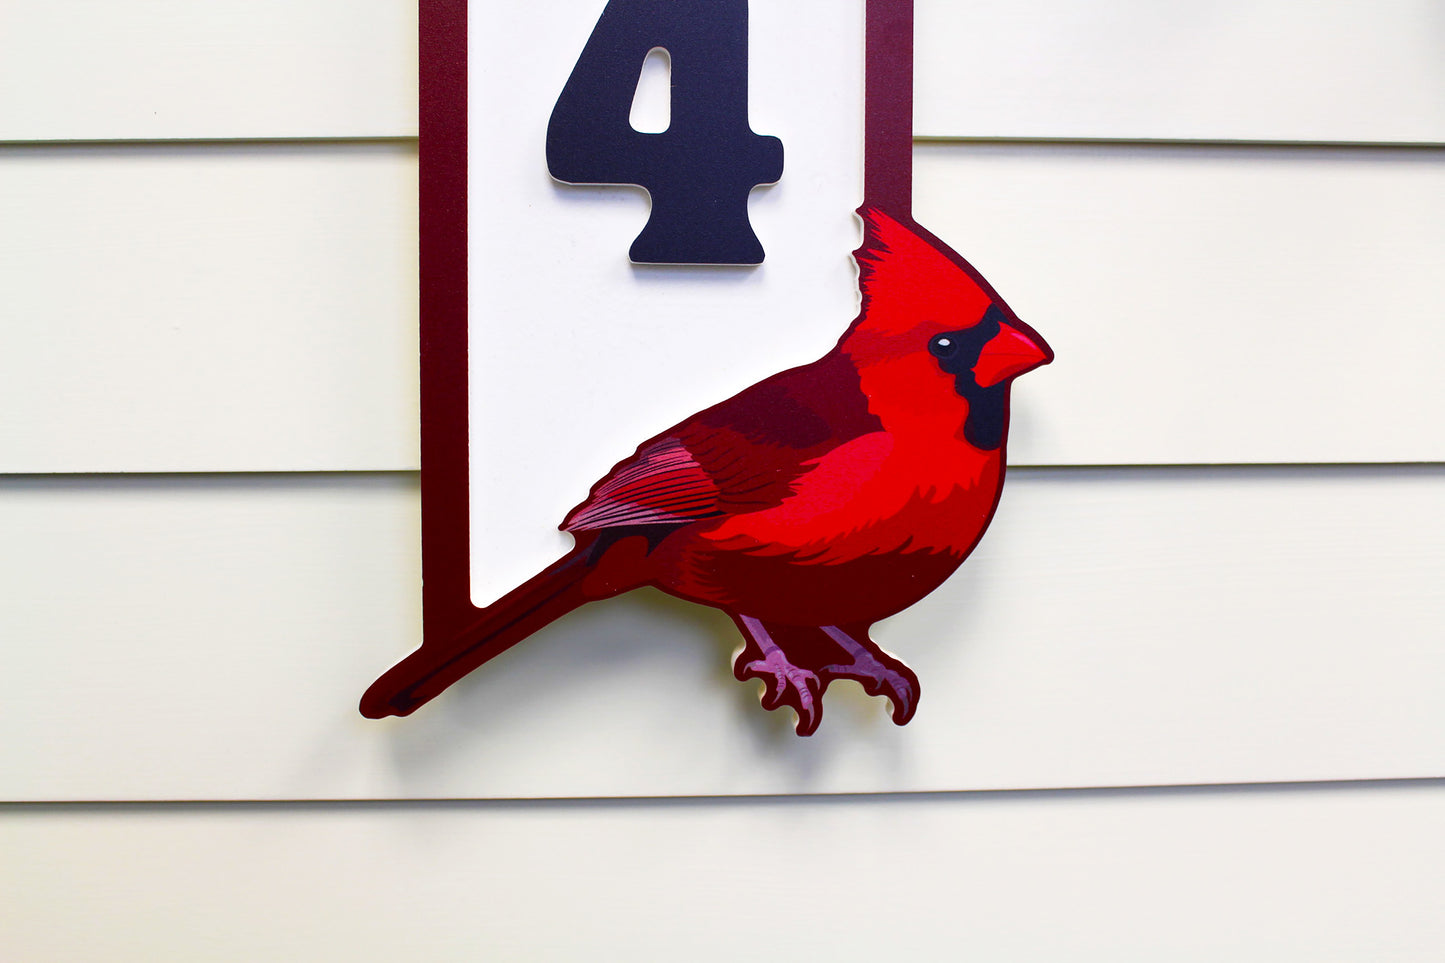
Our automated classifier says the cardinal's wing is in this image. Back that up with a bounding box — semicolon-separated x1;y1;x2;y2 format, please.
562;352;880;534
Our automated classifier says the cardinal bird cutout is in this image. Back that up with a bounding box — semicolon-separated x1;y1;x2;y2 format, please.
363;0;1053;735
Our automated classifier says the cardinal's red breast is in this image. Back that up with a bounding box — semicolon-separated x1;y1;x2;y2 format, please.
642;429;1004;625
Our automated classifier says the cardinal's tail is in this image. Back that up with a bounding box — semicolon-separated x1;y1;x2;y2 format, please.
360;552;594;719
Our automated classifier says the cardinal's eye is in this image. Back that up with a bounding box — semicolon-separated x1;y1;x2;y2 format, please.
929;334;959;359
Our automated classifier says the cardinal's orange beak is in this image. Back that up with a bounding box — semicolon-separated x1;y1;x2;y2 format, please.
972;320;1053;389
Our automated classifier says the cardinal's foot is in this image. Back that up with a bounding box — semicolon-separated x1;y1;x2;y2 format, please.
734;616;823;736
819;626;920;725
737;648;822;736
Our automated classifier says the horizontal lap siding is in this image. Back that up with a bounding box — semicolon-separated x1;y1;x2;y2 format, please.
3;142;1440;472
2;468;1439;800
915;142;1445;465
5;1;1442;143
4;3;1440;956
0;143;419;472
4;784;1444;960
915;0;1445;143
0;0;417;140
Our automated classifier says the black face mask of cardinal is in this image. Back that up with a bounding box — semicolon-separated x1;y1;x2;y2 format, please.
928;304;1009;450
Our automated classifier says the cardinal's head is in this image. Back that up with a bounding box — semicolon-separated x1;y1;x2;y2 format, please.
840;207;1053;450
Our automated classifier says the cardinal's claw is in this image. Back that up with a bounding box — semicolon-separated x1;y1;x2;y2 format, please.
740;650;822;735
733;615;824;735
820;626;920;725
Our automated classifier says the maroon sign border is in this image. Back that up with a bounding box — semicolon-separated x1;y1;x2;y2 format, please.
416;0;476;654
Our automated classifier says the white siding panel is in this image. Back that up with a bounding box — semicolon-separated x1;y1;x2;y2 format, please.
4;784;1443;960
916;142;1445;465
915;0;1445;142
1;468;1440;801
0;143;419;473
0;473;420;801
4;142;1440;473
3;1;1440;144
0;0;416;141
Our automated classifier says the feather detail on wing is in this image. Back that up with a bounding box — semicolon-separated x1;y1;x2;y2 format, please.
563;438;725;531
562;352;885;535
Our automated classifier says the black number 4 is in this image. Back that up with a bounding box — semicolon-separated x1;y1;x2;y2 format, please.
547;0;784;265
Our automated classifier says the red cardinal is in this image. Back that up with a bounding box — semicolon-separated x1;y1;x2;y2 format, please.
362;207;1052;734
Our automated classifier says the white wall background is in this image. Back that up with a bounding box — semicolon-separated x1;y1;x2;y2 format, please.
2;0;1442;959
